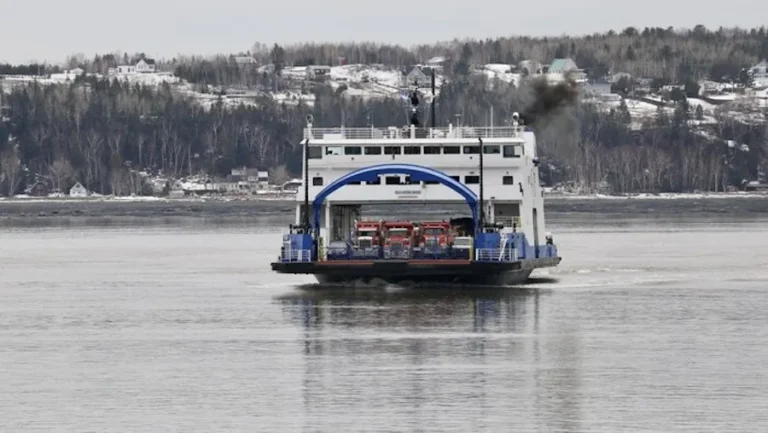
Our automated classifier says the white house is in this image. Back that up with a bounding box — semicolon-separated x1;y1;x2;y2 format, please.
518;60;543;76
306;65;331;80
136;59;156;73
546;58;587;84
115;65;136;74
112;59;156;75
69;182;88;198
281;66;308;80
403;66;433;88
233;56;257;65
229;167;269;190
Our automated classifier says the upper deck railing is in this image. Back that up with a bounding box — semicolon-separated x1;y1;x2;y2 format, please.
304;125;529;141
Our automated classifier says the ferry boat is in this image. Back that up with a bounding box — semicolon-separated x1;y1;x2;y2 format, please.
271;82;561;286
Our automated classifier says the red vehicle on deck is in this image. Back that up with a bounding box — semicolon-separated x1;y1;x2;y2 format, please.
355;220;382;249
382;221;414;259
419;221;452;254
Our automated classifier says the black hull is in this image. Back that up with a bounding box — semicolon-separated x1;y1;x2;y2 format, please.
271;257;561;286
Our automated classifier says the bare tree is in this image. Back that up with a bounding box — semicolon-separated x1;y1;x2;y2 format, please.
49;157;74;192
270;164;289;186
0;143;23;196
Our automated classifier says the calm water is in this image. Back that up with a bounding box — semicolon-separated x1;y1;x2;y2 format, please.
1;204;767;432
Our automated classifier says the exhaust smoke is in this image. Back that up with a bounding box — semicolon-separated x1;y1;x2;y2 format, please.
518;73;580;127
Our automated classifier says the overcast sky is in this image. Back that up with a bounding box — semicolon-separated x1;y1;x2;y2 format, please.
2;0;767;64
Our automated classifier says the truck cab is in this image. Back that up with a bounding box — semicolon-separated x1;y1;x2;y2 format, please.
419;221;452;256
451;236;473;259
382;221;414;259
355;220;382;249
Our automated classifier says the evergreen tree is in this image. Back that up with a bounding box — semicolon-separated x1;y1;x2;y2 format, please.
618;98;631;125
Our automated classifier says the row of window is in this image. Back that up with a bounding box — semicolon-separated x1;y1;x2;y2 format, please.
312;175;515;186
309;144;523;159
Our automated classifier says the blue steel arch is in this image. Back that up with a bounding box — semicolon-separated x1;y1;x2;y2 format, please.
312;163;479;230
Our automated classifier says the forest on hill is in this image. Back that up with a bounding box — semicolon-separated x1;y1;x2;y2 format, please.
9;25;766;88
172;25;768;87
1;25;767;196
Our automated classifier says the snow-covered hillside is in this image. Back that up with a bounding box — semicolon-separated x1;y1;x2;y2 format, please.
330;64;403;88
477;64;521;87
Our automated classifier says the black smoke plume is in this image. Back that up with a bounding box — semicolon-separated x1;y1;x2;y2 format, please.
517;73;580;127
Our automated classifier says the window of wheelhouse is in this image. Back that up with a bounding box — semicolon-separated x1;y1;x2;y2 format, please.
463;145;480;154
443;146;460;154
307;146;323;159
325;146;342;155
384;146;401;155
483;145;500;154
503;145;522;158
364;146;381;155
344;146;362;155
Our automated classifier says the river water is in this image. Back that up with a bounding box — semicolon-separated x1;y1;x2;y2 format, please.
1;198;767;432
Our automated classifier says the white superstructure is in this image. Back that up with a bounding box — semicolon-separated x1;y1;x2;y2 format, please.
296;117;548;250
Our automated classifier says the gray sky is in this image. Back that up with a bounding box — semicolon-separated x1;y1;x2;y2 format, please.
2;0;766;64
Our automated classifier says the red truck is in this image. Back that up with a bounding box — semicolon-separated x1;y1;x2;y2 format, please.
355;220;382;249
382;221;414;259
419;221;452;254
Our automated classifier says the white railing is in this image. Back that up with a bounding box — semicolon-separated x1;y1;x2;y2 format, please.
475;248;518;262
281;248;312;262
304;125;525;140
494;216;522;228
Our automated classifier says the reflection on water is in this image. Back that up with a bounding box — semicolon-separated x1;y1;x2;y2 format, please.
279;285;542;334
278;286;582;432
2;211;768;432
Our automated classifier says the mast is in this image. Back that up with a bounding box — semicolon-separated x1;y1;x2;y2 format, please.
430;68;436;128
478;137;484;230
303;137;310;230
303;115;312;230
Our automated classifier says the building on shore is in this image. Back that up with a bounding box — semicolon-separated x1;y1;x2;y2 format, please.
69;182;88;198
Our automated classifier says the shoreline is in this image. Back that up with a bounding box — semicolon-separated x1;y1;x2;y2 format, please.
1;191;766;205
0;192;766;224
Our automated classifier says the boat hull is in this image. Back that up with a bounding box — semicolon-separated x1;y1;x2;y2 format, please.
271;257;560;286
